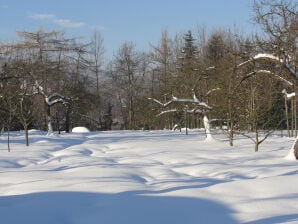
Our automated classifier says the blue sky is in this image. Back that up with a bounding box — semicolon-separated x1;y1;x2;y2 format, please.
0;0;256;57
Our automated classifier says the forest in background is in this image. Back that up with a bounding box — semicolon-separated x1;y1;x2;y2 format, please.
0;0;297;149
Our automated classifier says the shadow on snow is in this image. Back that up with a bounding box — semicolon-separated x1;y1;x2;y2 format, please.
0;191;238;224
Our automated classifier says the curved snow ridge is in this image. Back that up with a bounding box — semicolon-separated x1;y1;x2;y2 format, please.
53;147;94;157
0;160;25;168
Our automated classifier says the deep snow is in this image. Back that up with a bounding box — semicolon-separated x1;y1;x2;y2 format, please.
0;129;298;224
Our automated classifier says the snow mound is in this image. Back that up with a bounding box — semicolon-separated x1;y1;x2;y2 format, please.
72;127;90;133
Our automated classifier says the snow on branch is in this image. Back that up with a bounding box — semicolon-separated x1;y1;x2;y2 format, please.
148;94;211;109
46;93;71;106
157;108;204;117
148;97;174;107
206;66;215;71
254;53;281;61
282;89;295;99
241;69;294;86
157;109;178;116
238;53;298;79
237;53;281;67
33;81;70;106
206;88;221;96
194;66;215;72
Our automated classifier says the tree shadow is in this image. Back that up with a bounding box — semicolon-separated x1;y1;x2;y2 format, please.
0;191;239;224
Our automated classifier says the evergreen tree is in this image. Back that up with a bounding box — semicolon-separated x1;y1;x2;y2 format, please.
176;30;199;97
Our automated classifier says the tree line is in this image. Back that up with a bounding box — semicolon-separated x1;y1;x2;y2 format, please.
0;0;297;150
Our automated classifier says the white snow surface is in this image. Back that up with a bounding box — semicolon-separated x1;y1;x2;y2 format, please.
0;130;298;224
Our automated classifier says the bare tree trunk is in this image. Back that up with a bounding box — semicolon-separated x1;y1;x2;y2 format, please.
7;126;10;152
44;103;48;131
7;103;12;152
287;136;298;159
294;85;298;159
229;119;234;147
294;140;298;160
46;103;53;134
128;75;134;130
203;115;212;140
228;97;234;146
25;125;29;146
255;127;259;152
291;98;294;137
293;91;297;137
65;104;70;133
285;95;290;137
295;97;297;137
129;95;133;129
185;110;188;135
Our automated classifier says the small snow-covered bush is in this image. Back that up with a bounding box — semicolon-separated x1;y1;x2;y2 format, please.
72;127;90;133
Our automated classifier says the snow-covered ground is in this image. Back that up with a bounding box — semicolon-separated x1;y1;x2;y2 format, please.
0;129;298;224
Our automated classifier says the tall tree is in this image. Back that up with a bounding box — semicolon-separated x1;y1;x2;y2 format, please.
176;31;200;96
110;42;147;129
149;30;175;129
253;0;298;158
150;30;174;94
89;29;105;95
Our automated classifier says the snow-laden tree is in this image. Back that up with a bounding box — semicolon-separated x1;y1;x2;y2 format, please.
32;81;71;135
149;68;219;139
238;54;298;157
240;0;298;158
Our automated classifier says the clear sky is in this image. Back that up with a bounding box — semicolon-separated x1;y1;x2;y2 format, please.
0;0;256;58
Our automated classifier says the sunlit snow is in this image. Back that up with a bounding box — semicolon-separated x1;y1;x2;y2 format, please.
0;130;297;224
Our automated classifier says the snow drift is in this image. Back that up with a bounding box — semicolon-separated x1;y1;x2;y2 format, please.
0;130;297;224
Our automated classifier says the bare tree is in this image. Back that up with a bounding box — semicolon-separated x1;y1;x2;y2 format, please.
148;31;177;129
150;30;174;93
89;29;105;95
0;64;19;150
236;53;297;153
282;89;296;137
110;42;148;129
239;71;283;151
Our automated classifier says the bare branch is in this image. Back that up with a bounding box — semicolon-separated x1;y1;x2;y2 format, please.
148;97;173;107
149;95;211;109
238;53;298;80
157;108;204;117
206;88;221;96
240;69;294;86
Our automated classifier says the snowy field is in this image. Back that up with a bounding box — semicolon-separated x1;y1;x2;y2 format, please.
0;129;298;224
